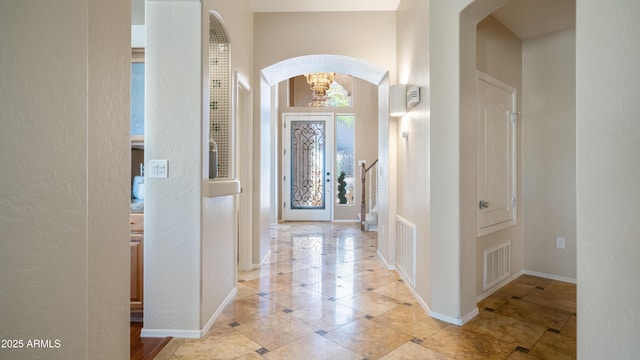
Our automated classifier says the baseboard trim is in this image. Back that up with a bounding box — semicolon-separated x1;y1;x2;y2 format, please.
428;311;461;325
476;270;525;303
523;270;576;284
199;287;237;337
141;287;237;339
377;250;396;270
260;249;272;267
390;262;479;326
461;307;480;324
396;270;431;315
476;269;577;303
429;307;479;326
141;328;201;339
332;219;360;223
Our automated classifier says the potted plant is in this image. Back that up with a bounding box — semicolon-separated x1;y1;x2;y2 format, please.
337;171;347;204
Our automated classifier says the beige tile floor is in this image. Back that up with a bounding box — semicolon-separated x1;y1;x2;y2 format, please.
155;222;576;360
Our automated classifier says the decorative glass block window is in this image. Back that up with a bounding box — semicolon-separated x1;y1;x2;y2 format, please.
209;15;231;178
335;114;355;205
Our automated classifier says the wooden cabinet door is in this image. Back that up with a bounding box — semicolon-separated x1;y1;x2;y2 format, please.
130;233;143;311
477;71;517;236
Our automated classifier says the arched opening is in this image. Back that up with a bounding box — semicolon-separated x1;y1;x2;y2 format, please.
253;55;397;271
208;13;232;179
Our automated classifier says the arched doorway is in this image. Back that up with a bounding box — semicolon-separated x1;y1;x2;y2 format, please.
250;55;398;272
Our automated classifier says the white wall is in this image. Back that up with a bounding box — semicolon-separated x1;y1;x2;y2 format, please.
395;0;432;309
201;196;237;326
144;0;203;336
201;0;254;325
428;0;638;353
428;0;470;323
0;0;130;358
145;0;252;337
428;0;512;324
576;0;640;357
523;28;576;280
475;16;524;296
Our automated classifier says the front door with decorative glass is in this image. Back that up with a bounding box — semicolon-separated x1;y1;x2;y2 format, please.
282;113;334;221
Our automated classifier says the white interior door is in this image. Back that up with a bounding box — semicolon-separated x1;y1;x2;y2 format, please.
283;113;334;221
477;71;516;236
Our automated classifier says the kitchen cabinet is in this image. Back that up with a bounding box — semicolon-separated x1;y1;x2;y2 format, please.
130;213;144;321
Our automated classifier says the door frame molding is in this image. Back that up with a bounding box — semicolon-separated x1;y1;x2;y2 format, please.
237;72;253;271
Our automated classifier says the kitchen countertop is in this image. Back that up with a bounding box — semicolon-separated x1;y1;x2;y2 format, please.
131;199;144;213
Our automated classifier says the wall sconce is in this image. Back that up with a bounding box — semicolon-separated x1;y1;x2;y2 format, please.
390;84;421;117
390;84;406;117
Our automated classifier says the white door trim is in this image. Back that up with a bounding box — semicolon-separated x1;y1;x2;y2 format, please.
236;73;253;271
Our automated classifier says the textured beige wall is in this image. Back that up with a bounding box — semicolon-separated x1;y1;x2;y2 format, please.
523;28;576;280
202;0;253;327
144;0;253;336
0;0;130;358
144;0;204;335
429;0;467;322
396;0;432;307
254;12;396;82
429;0;513;324
87;0;131;356
475;16;524;296
576;0;640;357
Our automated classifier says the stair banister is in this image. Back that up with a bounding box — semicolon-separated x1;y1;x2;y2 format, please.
360;159;378;231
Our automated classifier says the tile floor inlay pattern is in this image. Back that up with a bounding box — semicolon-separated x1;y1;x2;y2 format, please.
155;223;576;360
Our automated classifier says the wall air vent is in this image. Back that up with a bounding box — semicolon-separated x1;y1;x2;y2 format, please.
406;85;420;108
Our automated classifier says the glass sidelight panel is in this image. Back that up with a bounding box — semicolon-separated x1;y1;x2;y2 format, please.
335;114;355;205
290;121;326;209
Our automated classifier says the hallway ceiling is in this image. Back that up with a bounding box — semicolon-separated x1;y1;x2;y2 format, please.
492;0;575;39
248;0;401;12
132;0;575;40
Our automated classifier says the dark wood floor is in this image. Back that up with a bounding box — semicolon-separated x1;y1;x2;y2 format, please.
130;322;172;360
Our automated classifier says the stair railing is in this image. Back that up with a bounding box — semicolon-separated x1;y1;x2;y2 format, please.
360;159;378;231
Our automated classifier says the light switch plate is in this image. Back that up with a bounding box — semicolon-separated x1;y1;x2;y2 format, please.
149;160;168;179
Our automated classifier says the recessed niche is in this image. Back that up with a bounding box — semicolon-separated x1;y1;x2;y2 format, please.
209;14;231;179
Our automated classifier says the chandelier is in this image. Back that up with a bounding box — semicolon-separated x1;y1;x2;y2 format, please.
304;72;336;106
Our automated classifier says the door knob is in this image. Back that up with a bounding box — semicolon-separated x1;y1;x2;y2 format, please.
479;200;489;209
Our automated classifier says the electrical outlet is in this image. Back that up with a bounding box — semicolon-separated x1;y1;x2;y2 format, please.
149;160;168;179
555;237;566;249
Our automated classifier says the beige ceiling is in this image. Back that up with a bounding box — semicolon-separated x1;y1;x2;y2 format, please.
492;0;575;39
248;0;401;12
132;0;575;40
